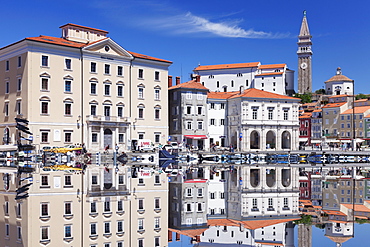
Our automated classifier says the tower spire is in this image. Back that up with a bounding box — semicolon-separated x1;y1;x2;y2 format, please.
299;11;311;38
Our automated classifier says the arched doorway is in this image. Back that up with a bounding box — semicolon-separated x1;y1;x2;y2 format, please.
281;131;291;149
104;129;112;149
250;131;260;149
266;169;276;187
250;169;260;187
266;130;276;149
281;169;291;187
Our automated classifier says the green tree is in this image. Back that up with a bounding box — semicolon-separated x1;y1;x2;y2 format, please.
294;93;312;103
314;88;326;94
356;93;368;100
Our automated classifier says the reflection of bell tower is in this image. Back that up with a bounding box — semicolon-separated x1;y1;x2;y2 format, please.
297;10;313;94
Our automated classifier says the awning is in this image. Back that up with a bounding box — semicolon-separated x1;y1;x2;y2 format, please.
310;140;322;143
184;135;208;140
299;138;308;142
340;140;351;143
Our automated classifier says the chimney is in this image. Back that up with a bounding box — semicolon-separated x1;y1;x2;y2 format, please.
195;75;200;82
168;76;173;88
176;76;180;85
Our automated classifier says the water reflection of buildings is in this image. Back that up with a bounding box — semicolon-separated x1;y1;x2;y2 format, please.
168;164;300;246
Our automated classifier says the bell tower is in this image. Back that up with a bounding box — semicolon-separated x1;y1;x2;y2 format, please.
297;11;313;94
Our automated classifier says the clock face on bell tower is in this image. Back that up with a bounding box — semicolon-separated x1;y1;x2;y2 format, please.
297;11;312;94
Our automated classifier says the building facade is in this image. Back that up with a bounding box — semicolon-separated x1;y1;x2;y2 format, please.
0;23;172;152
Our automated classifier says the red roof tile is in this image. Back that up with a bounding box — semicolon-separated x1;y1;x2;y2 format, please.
194;62;260;71
240;218;300;230
208;219;240;227
207;91;239;99
128;51;172;63
341;204;370;212
322;102;347;108
325;74;353;82
169;80;209;90
341;106;370;114
258;64;286;69
169;228;208;238
329;94;353;98
229;88;299;100
26;35;86;48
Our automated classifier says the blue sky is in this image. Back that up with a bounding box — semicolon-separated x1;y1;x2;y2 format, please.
2;0;370;93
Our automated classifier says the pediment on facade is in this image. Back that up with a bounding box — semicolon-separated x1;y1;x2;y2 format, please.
83;38;133;59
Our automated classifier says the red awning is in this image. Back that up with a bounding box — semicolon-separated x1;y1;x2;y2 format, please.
184;135;207;140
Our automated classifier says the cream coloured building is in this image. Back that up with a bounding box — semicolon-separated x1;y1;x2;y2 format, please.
0;23;172;152
0;162;168;247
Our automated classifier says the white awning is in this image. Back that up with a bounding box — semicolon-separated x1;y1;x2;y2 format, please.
310;140;322;143
299;138;308;142
340;140;351;143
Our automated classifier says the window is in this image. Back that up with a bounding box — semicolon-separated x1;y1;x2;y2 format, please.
105;84;110;96
198;121;203;130
5;201;8;215
220;119;225;125
41;227;49;240
41;175;49;186
41;203;48;216
5;81;9;94
16;226;21;240
154;133;160;143
138;219;144;230
117;66;123;76
118;134;124;143
92;133;98;143
90;223;97;235
91;105;96;116
104;106;110;117
65;80;72;92
197;106;202;115
17;78;22;91
268;108;274;120
64;175;72;186
198;188;203;197
41;102;48;114
138;108;144;119
42;55;48;67
64;132;72;143
90;202;97;213
154;218;160;229
138;87;144;98
155;89;160;100
187;121;192;130
5;60;9;71
18;56;22;67
138;69;143;79
105;64;110;74
65;59;71;70
210;119;215;125
117;221;124;233
210;103;215;109
117;200;123;212
252;198;258;210
283;109;289;120
210;193;215;199
186;92;192;99
155;109;160;120
155;237;160;247
65;103;72;115
252;109;258;119
155;71;160;80
65;202;72;215
187;106;192;114
220;103;225;109
64;225;72;238
186;188;192;197
104;222;110;234
104;201;111;212
42;78;49;90
90;83;97;94
41;132;48;143
231;80;234;87
138;199;144;210
138;239;144;247
16;101;21;115
117;85;123;97
91;62;97;72
117;106;123;117
155;198;160;209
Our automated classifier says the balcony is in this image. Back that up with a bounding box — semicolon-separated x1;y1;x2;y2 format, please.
87;115;129;123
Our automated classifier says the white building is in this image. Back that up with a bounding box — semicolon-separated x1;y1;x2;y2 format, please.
193;62;295;96
325;67;354;96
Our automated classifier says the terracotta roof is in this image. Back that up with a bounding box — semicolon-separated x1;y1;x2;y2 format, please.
302;102;317;107
169;228;207;238
59;23;109;34
194;62;260;71
364;114;370;118
355;99;368;102
26;35;86;48
23;36;172;64
128;51;172;63
325;74;353;82
255;72;284;76
340;106;370;114
322;210;347;216
329;94;353;98
299;112;312;118
312;109;322;112
300;200;312;206
168;80;209;90
322;102;347;108
208;219;240;227
325;236;352;244
207;91;239;99
184;179;207;183
229;88;299;100
238;218;300;230
341;204;370;212
258;63;286;69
